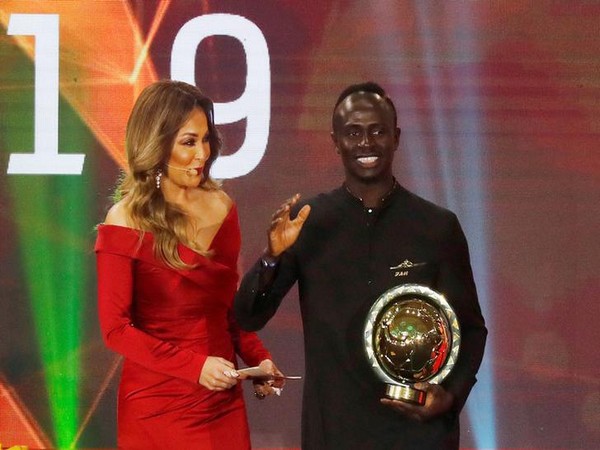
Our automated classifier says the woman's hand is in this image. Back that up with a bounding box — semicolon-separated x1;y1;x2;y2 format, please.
198;356;239;391
253;359;285;400
267;194;311;257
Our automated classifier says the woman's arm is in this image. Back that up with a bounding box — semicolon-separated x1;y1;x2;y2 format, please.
96;250;208;383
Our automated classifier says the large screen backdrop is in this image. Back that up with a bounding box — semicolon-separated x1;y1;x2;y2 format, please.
1;1;599;449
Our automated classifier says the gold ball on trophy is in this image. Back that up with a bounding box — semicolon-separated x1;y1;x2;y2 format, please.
375;299;450;383
364;284;460;405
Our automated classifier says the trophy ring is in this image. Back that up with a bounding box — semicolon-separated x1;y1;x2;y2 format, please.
363;284;460;405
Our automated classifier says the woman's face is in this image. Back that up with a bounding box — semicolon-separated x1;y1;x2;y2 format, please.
165;107;211;187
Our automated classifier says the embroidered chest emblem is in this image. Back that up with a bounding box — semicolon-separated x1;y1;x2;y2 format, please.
389;259;426;277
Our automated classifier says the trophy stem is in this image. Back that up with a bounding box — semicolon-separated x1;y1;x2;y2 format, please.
385;384;426;405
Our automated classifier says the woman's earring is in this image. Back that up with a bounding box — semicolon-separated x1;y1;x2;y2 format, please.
155;169;163;189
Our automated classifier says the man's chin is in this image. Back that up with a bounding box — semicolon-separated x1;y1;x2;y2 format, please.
347;170;390;184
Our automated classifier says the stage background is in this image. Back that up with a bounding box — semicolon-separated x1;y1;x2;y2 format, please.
1;1;599;448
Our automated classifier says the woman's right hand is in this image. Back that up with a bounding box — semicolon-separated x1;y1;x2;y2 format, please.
267;194;311;257
199;356;239;391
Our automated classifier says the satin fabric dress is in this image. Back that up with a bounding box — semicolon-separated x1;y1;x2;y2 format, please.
95;205;270;449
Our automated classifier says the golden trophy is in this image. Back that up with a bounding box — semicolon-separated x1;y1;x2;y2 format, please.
363;284;460;405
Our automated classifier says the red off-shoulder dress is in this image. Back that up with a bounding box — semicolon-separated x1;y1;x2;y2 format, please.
95;205;269;449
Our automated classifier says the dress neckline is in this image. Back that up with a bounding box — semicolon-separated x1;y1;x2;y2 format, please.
98;203;236;255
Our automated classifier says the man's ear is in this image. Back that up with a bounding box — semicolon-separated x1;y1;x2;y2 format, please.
394;127;401;150
330;131;340;154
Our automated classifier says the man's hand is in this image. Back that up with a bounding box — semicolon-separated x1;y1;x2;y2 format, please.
267;194;311;257
380;383;455;422
253;359;286;399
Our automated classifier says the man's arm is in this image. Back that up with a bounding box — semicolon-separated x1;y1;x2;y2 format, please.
235;194;311;331
234;251;298;331
437;213;487;413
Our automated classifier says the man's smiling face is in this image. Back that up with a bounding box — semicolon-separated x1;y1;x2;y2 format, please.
331;91;400;185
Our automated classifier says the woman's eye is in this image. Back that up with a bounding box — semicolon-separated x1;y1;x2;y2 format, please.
202;135;210;143
184;140;196;146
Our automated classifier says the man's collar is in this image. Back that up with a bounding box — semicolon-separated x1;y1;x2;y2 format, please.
342;178;399;209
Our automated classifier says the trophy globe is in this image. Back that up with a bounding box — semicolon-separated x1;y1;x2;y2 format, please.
363;284;460;405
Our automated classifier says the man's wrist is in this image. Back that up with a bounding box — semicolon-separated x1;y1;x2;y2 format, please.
260;252;280;269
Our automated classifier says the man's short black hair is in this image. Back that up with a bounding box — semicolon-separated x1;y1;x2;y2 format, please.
332;81;398;128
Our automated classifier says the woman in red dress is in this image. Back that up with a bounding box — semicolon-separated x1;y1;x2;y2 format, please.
95;80;282;449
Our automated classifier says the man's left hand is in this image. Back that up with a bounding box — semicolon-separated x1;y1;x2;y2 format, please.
380;383;454;422
252;359;286;400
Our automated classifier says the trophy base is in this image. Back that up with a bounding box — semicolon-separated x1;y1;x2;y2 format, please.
385;384;426;405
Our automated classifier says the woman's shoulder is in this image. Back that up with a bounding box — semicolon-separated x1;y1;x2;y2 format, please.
95;215;144;256
196;187;234;214
207;186;232;204
104;198;131;227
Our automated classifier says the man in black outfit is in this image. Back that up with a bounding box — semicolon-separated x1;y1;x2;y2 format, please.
234;82;487;449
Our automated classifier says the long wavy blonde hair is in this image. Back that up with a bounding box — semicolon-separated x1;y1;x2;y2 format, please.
115;80;222;269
